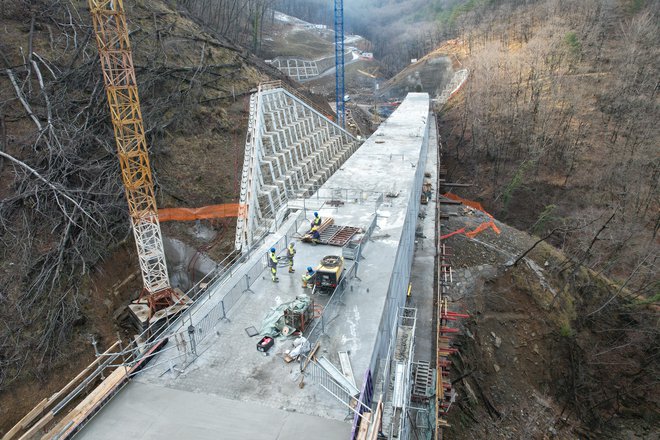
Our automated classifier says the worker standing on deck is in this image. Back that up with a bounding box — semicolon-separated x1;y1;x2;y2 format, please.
311;212;321;229
302;266;315;288
310;226;321;245
286;242;296;273
268;248;279;282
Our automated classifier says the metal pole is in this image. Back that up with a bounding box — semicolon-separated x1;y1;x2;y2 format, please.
187;325;197;357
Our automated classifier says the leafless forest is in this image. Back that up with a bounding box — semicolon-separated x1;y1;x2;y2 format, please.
437;0;659;432
0;0;657;436
0;0;261;403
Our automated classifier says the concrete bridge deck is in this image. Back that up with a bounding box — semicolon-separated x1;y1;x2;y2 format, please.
75;93;430;440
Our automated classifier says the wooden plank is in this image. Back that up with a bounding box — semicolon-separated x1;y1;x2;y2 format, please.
48;341;121;404
16;413;53;440
439;199;461;205
301;342;320;372
367;397;383;440
355;411;372;440
6;341;121;440
41;367;128;440
2;398;48;440
439;182;473;187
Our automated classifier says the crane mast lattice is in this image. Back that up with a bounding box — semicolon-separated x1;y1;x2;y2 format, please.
89;0;175;312
334;0;345;128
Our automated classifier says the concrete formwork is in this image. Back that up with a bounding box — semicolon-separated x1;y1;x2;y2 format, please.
236;85;360;251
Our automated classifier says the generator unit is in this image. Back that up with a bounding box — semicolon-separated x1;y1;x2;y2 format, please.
315;255;345;291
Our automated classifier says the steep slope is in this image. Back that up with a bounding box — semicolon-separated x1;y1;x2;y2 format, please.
427;0;659;437
439;200;658;439
436;0;658;316
0;0;327;432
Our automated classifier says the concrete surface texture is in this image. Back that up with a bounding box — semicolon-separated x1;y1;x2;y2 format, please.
75;93;430;440
76;381;351;440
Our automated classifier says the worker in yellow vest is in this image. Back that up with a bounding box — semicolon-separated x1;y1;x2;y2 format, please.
286;242;296;273
311;212;322;229
310;226;321;245
268;248;279;282
302;267;315;288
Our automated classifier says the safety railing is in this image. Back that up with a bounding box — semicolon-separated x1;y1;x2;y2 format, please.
259;80;336;121
305;357;372;419
286;185;385;214
102;212;304;374
181;211;305;350
389;307;418;440
300;210;377;354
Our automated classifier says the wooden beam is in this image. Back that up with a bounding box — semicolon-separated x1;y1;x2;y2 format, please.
42;367;128;440
367;397;383;440
439;198;461;205
16;413;53;440
4;341;121;440
301;342;320;372
355;411;372;440
439;182;473;187
2;399;48;440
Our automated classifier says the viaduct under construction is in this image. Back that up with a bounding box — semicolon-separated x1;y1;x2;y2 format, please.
4;1;470;439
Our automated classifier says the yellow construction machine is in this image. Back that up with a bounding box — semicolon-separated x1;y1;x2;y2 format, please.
314;255;345;291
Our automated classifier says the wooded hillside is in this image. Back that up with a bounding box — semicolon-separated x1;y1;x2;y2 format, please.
437;0;658;435
0;0;277;430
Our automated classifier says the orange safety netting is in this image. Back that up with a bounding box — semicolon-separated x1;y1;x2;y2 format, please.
441;193;501;240
158;203;240;222
466;221;501;238
440;227;466;240
443;192;491;217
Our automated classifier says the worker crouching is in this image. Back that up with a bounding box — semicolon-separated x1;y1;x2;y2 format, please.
268;247;279;282
310;226;321;245
302;267;315;288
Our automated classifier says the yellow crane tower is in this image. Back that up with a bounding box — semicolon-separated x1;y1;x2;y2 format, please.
88;0;180;319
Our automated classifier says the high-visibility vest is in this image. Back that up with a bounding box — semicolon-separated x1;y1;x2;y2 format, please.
313;217;321;227
268;252;278;268
287;245;296;258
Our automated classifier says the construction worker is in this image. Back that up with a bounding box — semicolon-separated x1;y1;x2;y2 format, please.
268;247;279;282
302;267;315;288
311;212;321;229
286;242;296;273
310;226;321;245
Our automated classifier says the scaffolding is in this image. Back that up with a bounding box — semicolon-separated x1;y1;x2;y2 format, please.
334;0;345;128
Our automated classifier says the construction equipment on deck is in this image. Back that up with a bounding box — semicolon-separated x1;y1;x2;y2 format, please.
315;255;345;291
283;298;315;334
89;0;187;326
301;216;361;247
